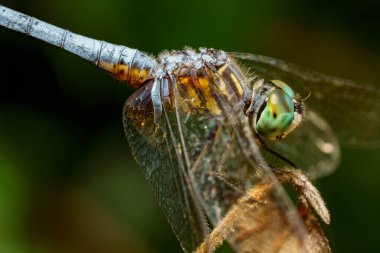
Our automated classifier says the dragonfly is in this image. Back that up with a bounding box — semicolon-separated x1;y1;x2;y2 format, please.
1;5;380;253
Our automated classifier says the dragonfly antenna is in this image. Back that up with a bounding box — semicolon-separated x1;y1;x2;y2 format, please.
302;90;312;102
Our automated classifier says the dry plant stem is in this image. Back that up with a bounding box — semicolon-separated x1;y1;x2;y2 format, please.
275;168;330;224
298;196;332;253
194;168;331;253
195;183;273;253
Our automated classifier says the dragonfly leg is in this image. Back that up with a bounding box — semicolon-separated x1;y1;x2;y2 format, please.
211;171;262;204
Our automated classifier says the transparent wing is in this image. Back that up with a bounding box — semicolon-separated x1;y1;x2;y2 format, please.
261;110;341;179
161;65;329;252
230;52;380;148
124;57;332;252
123;80;208;253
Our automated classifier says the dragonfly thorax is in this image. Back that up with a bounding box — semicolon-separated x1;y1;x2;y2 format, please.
158;48;229;76
149;48;250;121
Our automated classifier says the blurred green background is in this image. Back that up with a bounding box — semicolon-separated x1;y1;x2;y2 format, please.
0;0;380;252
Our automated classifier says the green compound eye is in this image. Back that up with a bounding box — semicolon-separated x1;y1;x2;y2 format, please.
256;88;295;140
271;80;295;98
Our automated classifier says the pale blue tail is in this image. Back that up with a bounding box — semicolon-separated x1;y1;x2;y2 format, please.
0;5;156;88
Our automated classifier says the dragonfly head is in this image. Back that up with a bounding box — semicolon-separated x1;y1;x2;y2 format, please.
255;80;303;140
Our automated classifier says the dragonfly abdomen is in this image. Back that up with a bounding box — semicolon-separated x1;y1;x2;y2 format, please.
96;44;157;88
0;5;157;89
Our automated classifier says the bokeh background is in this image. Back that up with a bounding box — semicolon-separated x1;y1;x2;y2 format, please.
1;0;380;252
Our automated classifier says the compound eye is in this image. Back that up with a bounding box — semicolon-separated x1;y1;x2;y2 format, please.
256;89;294;140
272;80;295;98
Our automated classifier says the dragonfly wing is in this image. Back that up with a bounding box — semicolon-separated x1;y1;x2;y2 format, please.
123;80;208;253
261;109;340;180
161;66;329;252
124;57;331;252
230;52;380;148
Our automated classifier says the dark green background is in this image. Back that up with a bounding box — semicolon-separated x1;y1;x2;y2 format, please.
1;0;380;252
